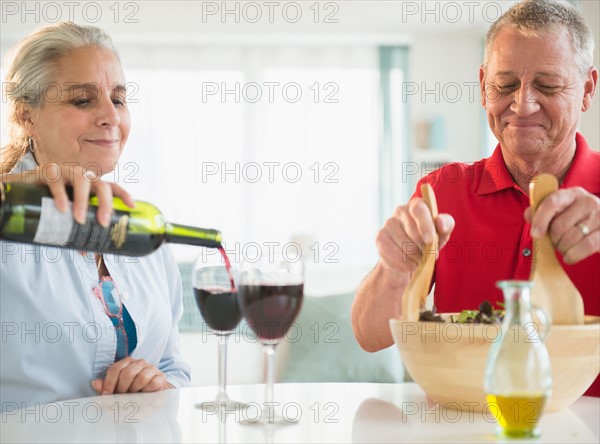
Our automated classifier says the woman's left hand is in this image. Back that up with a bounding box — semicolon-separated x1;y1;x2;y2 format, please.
91;357;174;395
524;186;599;264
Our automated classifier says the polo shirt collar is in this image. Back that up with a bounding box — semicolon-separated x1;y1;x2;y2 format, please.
562;133;600;193
478;144;515;195
477;132;598;195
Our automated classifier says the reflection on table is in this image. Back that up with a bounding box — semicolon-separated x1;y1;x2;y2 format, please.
1;383;598;443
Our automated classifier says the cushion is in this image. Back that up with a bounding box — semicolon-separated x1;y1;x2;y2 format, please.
177;262;201;332
279;292;404;383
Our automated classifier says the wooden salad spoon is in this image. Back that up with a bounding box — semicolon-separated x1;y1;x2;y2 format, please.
529;174;585;325
402;183;438;322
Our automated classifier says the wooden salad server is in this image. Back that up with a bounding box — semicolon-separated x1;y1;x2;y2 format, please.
529;174;585;325
402;183;439;322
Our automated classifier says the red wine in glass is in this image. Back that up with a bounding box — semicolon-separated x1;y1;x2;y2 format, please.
237;284;303;341
237;252;304;424
193;287;242;332
192;249;246;411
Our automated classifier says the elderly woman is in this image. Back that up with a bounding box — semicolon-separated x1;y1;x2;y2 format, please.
0;22;190;407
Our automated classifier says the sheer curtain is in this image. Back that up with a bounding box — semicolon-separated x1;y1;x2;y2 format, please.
117;44;380;293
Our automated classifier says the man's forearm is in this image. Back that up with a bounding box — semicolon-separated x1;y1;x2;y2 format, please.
351;263;411;352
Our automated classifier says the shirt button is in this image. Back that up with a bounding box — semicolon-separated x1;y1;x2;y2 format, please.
122;292;130;300
522;248;532;257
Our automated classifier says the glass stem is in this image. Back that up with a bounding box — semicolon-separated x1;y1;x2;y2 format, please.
263;343;277;422
216;333;229;402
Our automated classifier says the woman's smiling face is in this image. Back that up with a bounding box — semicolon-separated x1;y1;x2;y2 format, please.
28;46;130;176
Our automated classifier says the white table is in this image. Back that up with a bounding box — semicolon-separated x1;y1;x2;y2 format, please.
1;383;598;443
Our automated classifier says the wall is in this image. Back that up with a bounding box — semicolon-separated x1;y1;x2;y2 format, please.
581;0;600;150
409;32;485;163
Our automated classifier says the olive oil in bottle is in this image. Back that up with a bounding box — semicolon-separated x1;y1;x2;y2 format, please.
484;280;552;439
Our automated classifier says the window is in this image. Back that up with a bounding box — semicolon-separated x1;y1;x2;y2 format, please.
118;45;381;292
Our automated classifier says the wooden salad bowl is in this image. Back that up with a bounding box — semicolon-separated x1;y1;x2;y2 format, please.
389;315;600;412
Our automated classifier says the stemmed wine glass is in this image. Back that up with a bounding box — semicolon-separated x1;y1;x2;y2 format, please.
237;248;304;424
192;250;247;410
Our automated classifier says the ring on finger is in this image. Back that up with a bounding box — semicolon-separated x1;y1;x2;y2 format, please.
576;222;591;237
84;170;97;181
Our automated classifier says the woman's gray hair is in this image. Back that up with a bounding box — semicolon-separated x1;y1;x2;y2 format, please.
1;21;120;173
483;0;595;78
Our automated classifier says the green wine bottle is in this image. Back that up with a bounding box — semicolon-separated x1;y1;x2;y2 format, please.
0;182;222;256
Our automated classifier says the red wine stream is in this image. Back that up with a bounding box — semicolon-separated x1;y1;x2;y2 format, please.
218;246;235;292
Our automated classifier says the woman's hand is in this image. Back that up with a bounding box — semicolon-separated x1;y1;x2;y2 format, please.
91;357;174;395
1;163;135;226
525;187;599;264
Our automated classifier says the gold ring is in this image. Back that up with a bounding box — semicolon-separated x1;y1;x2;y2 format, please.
576;222;590;236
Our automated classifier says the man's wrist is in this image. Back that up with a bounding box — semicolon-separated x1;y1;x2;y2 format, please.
374;262;411;290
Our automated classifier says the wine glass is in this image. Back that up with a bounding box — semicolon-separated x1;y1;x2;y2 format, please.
237;248;304;424
192;250;247;410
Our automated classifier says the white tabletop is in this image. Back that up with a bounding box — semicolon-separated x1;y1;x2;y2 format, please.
1;383;598;443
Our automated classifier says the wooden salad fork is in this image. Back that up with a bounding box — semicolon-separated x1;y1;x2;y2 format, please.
402;183;438;322
529;174;584;325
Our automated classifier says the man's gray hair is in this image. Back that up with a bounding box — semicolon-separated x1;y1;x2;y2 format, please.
483;0;595;78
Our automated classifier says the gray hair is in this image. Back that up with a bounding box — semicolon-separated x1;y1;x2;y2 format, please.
483;0;595;78
1;22;120;173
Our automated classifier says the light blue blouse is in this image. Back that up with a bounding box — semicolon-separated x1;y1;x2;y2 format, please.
0;154;191;409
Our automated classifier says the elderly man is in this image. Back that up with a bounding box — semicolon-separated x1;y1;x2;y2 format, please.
352;0;599;397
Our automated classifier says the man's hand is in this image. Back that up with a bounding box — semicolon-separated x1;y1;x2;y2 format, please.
91;357;174;395
376;197;455;278
525;187;599;264
352;196;455;352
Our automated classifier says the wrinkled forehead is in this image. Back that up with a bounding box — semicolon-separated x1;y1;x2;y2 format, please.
489;24;576;58
486;26;579;76
50;46;125;88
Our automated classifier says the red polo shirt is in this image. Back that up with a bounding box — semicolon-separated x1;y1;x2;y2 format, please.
413;133;600;397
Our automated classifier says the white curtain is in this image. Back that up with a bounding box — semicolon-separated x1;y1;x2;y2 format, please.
116;44;380;292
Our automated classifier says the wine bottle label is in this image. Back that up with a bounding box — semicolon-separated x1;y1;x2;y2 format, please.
33;197;122;251
33;198;75;246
